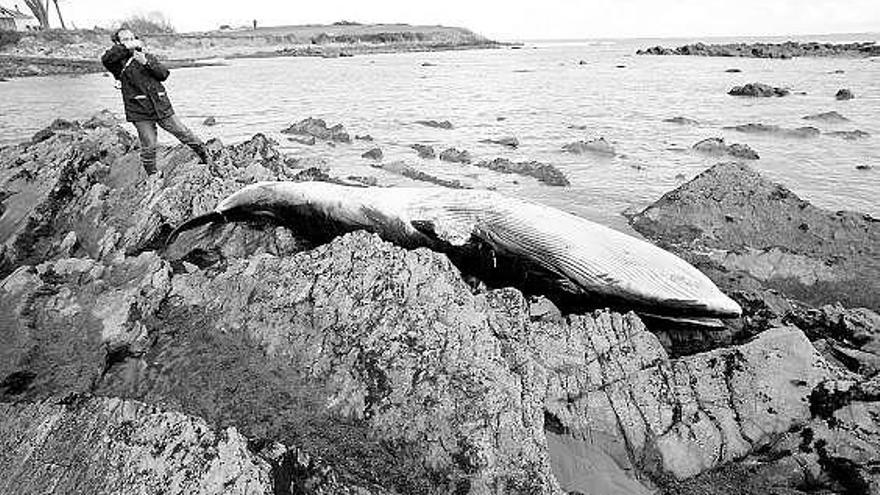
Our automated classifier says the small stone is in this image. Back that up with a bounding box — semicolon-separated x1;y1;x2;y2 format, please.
361;148;383;160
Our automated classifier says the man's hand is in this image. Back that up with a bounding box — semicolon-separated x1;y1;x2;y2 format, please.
132;50;147;65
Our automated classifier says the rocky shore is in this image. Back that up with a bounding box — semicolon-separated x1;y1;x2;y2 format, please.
0;24;500;78
637;40;880;58
1;114;879;494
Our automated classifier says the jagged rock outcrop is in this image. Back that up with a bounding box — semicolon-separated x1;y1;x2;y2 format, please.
281;117;351;143
692;138;759;160
728;83;789;97
473;158;570;186
0;115;319;281
1;227;842;493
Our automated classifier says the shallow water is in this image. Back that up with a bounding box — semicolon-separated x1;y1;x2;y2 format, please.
1;34;878;232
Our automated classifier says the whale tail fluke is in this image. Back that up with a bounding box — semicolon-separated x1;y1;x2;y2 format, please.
165;211;225;248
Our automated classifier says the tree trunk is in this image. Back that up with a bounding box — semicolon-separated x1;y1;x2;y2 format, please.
23;0;49;28
52;0;66;29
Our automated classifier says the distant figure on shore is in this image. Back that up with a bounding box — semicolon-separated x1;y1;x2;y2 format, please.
253;19;257;30
100;28;214;176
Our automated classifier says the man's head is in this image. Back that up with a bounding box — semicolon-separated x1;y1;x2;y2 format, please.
111;28;135;45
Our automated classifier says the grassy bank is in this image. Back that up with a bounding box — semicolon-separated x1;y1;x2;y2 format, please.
0;23;500;78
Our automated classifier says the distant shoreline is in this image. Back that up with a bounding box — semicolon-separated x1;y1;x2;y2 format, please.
0;23;504;79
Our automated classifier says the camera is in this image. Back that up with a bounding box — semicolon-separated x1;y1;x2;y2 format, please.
124;39;144;52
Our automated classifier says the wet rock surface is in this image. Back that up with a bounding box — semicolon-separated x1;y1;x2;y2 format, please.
728;82;790;97
473;158;570;186
3;115;880;495
281;117;351;143
692;137;759;160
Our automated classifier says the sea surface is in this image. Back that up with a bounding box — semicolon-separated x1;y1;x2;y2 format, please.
1;33;878;233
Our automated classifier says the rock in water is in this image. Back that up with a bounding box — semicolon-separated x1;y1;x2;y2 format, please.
479;136;520;148
692;137;759;159
562;138;615;155
202;116;217;126
360;147;383;160
410;143;436;158
664;116;700;125
281;117;351;143
826;129;871;140
415;119;453;129
728;82;790;97
803;111;849;123
474;158;570;186
835;88;855;100
439;147;472;163
723;123;820;138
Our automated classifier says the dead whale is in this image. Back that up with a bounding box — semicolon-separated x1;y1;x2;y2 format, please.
168;182;742;322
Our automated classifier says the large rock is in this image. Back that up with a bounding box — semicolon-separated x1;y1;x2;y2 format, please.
629;162;880;312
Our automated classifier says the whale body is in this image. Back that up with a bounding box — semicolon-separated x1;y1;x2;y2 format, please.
168;181;742;321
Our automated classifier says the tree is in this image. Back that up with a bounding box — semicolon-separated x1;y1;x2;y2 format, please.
23;0;49;28
21;0;66;29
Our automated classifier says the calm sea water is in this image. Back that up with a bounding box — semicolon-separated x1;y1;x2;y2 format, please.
1;34;878;232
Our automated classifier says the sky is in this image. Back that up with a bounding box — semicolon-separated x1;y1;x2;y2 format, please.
5;0;880;40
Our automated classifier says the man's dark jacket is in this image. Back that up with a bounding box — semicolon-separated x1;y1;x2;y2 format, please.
101;44;174;122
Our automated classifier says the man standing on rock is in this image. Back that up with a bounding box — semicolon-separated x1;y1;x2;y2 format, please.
101;28;215;176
